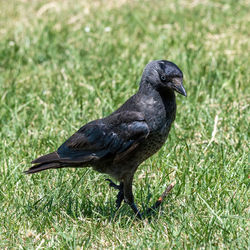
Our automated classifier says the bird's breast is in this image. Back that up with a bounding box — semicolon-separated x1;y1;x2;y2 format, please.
145;104;174;134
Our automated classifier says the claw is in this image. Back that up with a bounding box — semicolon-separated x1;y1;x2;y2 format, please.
130;203;142;220
105;178;120;190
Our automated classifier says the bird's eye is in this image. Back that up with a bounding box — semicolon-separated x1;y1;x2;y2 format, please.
160;75;166;81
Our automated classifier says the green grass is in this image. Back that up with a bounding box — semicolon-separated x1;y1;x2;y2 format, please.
0;0;249;248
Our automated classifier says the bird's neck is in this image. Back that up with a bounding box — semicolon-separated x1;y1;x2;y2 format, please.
138;80;176;104
138;80;176;128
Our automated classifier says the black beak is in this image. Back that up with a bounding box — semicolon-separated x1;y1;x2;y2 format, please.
172;78;187;97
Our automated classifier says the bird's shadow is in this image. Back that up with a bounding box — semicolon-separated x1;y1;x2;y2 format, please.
25;184;172;225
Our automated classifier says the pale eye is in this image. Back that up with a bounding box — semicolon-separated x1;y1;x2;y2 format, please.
160;75;166;81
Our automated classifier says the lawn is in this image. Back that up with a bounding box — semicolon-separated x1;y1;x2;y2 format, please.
0;0;249;248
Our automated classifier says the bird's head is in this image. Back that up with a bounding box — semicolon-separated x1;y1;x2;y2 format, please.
141;60;187;97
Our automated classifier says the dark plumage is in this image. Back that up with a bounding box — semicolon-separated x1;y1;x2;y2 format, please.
25;60;186;219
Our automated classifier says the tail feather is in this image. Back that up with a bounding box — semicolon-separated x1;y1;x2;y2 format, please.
24;162;61;174
26;151;91;174
24;151;61;174
31;152;59;164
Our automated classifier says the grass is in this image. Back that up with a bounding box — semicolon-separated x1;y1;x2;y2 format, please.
0;0;249;248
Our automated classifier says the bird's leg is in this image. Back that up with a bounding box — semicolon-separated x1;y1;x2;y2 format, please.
123;175;142;220
105;179;124;209
115;182;124;209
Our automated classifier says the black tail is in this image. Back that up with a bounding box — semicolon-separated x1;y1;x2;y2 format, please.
24;152;61;174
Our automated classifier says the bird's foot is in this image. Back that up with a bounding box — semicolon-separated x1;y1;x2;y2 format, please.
105;178;121;190
105;179;124;209
129;202;142;220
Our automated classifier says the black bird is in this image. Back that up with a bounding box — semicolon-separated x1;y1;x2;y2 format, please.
25;60;186;219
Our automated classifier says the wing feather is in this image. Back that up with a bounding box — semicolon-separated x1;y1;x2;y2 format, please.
57;111;149;163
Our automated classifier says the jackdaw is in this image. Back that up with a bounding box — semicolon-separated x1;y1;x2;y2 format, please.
25;60;187;219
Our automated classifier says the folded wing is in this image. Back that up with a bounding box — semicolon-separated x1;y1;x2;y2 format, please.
57;111;149;163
